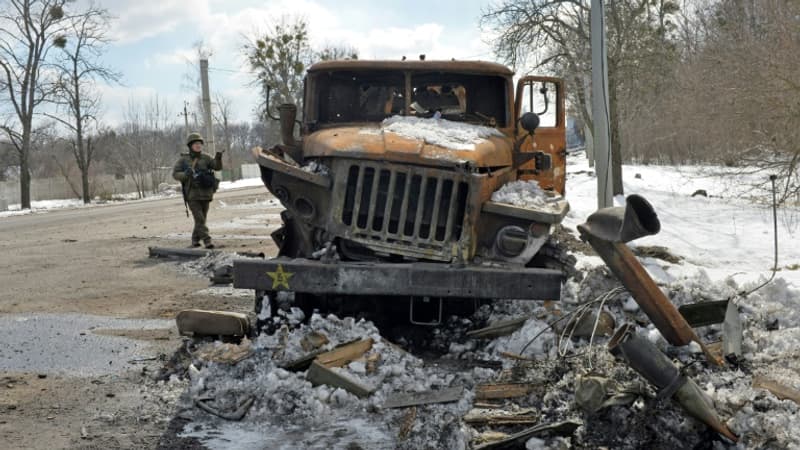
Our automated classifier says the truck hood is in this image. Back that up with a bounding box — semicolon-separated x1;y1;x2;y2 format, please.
303;117;513;168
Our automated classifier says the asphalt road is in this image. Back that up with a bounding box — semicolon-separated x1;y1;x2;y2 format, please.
0;186;279;449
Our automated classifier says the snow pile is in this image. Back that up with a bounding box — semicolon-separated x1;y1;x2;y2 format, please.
491;179;563;211
381;116;504;151
300;160;330;176
217;177;264;191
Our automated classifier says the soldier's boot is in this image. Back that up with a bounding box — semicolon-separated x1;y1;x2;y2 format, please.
190;241;202;248
203;239;215;249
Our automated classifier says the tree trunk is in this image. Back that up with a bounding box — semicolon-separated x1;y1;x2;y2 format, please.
19;126;32;209
608;75;624;196
80;166;90;204
77;136;90;204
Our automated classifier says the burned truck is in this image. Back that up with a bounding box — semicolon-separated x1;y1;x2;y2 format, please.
233;60;574;325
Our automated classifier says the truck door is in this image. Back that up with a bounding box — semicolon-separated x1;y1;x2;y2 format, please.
515;77;566;195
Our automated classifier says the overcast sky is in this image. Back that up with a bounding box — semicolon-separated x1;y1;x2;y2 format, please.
95;0;501;126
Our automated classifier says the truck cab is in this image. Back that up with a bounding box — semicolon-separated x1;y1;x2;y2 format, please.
234;60;571;324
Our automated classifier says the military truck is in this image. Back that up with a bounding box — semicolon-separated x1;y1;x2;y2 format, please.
233;60;574;325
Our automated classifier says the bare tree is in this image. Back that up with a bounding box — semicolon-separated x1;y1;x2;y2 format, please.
0;0;68;208
114;96;176;198
213;92;239;177
48;3;120;203
481;0;681;195
316;43;358;61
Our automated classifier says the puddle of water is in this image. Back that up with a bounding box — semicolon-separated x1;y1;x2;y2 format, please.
0;313;172;376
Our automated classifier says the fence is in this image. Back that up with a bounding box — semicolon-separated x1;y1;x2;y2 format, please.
0;171;167;205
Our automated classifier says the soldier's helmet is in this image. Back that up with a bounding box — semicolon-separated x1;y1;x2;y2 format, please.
186;132;204;147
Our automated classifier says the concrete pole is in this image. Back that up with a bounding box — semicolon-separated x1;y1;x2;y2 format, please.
199;59;215;153
591;0;613;208
182;101;190;136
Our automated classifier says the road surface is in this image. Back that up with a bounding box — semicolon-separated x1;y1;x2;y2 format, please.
0;187;279;449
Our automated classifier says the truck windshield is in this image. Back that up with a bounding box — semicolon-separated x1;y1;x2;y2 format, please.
312;70;508;127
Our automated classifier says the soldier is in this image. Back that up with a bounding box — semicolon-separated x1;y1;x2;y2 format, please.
173;132;223;248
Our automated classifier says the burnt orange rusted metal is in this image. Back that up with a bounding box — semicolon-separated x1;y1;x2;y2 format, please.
302;125;514;168
515;76;567;195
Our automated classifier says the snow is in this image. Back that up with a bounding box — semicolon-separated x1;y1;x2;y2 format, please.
379;116;504;151
217;177;263;191
491;179;564;211
0;176;263;219
174;150;800;449
562;151;800;286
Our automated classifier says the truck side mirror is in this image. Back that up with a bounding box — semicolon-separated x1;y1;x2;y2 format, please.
278;103;298;148
520;112;540;135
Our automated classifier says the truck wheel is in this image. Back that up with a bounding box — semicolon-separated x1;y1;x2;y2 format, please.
529;237;581;281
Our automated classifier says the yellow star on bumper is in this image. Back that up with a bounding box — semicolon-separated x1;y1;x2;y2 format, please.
267;264;293;290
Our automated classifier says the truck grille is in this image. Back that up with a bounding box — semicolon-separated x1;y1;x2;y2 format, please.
340;164;469;253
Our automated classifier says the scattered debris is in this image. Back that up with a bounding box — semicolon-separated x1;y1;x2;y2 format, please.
691;189;708;197
300;331;329;352
559;310;616;339
632;245;682;264
195;338;253;364
475;383;538;400
752;376;800;405
722;300;742;361
148;246;216;259
578;195;721;364
209;265;233;285
608;324;738;442
766;318;780;331
315;338;373;368
195;396;255;421
383;386;464;409
472;420;582;450
176;309;250;337
575;375;647;413
574;375;608;413
306;360;375;398
463;407;539;426
678;300;729;327
466;317;528;339
472;431;510;446
282;349;326;372
397;406;417;441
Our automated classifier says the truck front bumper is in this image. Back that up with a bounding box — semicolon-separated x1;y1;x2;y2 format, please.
233;258;562;300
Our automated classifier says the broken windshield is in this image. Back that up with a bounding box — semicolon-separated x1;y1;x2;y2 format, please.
310;70;508;127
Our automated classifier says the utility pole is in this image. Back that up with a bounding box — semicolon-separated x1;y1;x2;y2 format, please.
591;0;613;208
179;101;190;136
199;58;215;153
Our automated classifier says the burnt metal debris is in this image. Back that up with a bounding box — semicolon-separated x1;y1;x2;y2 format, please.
608;324;738;442
577;195;722;365
166;59;759;446
233;60;573;324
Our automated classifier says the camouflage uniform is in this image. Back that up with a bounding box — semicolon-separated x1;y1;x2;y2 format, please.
173;133;223;247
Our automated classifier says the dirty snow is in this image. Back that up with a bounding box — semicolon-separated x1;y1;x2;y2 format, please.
171;150;800;449
380;116;504;151
0;176;262;219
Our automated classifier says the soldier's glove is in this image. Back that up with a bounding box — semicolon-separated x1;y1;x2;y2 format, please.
192;170;201;180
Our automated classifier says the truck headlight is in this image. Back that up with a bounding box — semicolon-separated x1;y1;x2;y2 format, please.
495;226;528;257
